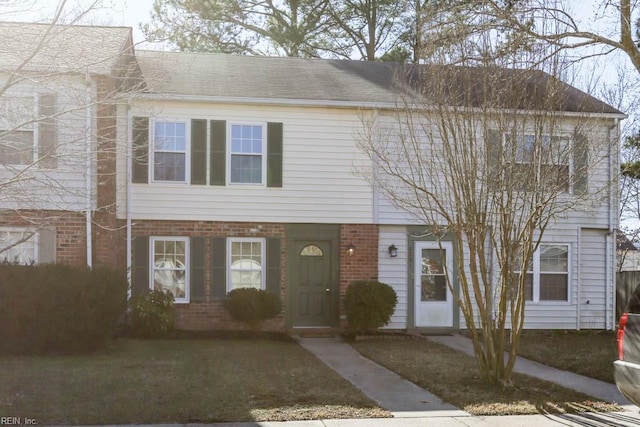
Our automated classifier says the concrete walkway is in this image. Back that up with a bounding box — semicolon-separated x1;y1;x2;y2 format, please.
297;337;469;418
427;334;633;407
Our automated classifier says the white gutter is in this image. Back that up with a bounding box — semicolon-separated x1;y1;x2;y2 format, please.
127;93;628;120
126;104;133;299
85;73;93;268
576;228;581;330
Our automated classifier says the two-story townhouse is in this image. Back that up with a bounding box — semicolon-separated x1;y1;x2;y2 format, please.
117;51;624;332
0;22;140;269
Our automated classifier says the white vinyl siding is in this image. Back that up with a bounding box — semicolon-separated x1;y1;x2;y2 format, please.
119;103;373;223
379;226;408;329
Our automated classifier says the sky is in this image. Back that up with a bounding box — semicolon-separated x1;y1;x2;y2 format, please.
0;0;636;114
0;0;157;46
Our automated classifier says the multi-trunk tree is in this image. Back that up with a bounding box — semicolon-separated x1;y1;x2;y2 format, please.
357;47;615;385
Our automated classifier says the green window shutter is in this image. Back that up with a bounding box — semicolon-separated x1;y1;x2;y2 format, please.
190;237;206;301
573;132;588;195
210;120;226;186
132;117;149;183
37;228;56;264
191;119;207;185
211;237;227;298
38;94;57;169
267;122;283;188
266;237;281;296
132;236;149;297
486;129;502;187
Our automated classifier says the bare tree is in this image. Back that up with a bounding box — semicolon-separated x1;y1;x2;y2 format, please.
357;48;616;385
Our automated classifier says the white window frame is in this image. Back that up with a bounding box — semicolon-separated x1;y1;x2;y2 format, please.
0;94;37;167
150;119;190;184
517;243;571;304
149;236;190;304
226;237;266;292
227;122;267;186
504;132;573;193
0;227;38;265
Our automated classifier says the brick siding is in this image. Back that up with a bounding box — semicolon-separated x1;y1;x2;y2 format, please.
132;221;381;331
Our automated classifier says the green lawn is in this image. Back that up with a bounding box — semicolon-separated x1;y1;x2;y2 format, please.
516;330;617;384
0;339;388;425
352;337;620;416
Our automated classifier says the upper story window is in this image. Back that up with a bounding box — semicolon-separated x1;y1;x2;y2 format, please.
506;133;570;192
153;121;187;182
229;124;265;185
0;228;37;265
514;244;569;303
0;96;35;165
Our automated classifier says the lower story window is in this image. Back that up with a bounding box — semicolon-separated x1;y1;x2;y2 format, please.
0;228;37;264
228;238;264;291
514;244;569;302
151;236;189;303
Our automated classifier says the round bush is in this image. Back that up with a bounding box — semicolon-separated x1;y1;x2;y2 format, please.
224;288;282;332
345;280;397;333
129;289;175;338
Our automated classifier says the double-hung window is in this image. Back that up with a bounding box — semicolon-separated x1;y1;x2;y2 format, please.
0;96;35;165
508;133;570;192
229;124;265;184
151;236;189;303
153;121;187;182
228;238;265;291
0;228;37;265
514;244;569;302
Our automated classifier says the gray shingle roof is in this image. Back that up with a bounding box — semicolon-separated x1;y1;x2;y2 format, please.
136;50;622;114
0;22;133;75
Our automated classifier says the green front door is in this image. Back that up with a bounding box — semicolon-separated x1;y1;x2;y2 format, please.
291;240;334;327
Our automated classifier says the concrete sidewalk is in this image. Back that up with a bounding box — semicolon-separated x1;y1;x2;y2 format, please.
292;334;640;426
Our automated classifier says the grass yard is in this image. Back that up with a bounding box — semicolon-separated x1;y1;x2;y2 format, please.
352;338;620;416
0;338;389;425
516;330;617;384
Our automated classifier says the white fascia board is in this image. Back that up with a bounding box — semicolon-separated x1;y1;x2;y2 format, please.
127;93;628;120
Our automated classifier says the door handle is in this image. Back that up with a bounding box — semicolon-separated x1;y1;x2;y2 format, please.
325;288;331;293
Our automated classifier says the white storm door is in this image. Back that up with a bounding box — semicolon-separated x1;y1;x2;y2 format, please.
414;241;454;328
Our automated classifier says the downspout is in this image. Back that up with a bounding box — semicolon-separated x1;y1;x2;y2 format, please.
126;104;132;299
85;73;93;268
576;228;581;330
607;118;620;330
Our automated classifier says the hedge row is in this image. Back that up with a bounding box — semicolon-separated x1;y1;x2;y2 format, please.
0;263;128;354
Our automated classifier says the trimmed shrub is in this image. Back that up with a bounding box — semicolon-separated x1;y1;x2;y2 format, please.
224;288;282;332
345;280;398;334
0;263;128;355
129;289;175;338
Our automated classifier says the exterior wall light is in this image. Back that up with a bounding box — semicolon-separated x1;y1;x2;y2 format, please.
347;243;355;257
388;244;398;258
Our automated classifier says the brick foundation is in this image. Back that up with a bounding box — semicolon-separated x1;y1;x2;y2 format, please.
339;224;379;327
132;221;380;331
